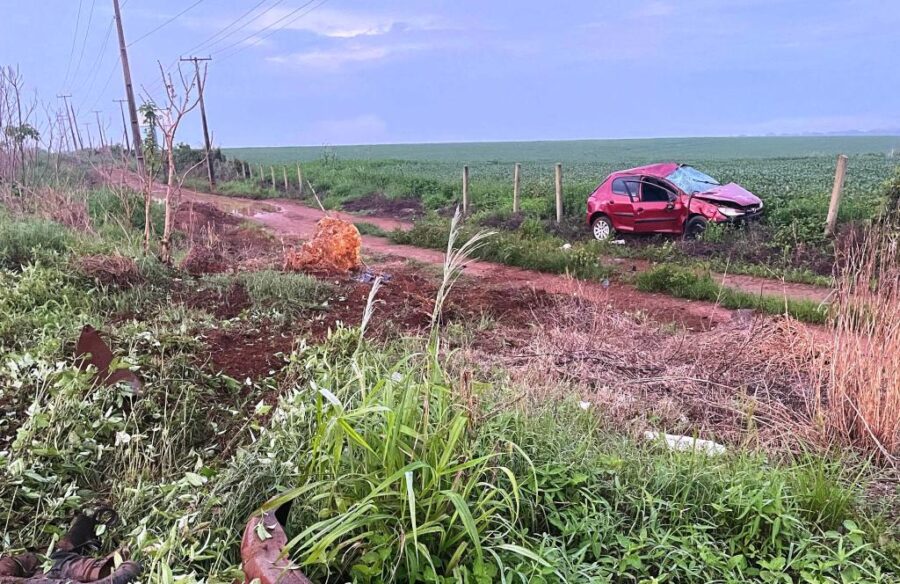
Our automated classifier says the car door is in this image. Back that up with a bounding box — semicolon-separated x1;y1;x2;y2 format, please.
605;176;639;232
633;177;681;233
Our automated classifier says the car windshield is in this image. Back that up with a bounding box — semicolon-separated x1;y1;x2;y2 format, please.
666;166;720;194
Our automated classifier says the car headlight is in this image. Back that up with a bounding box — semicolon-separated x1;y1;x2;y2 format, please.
718;207;744;218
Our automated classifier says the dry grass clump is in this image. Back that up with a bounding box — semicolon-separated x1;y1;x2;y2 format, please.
462;296;823;452
815;225;900;461
180;244;229;276
283;217;362;274
0;185;94;232
75;254;141;287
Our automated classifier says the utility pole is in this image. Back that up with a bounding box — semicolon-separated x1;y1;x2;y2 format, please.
180;56;215;190
93;110;107;149
57;95;79;151
180;56;215;189
69;100;84;150
114;99;131;152
113;0;145;176
83;124;94;150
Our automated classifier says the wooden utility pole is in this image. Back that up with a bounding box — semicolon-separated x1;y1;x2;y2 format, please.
83;124;94;150
113;99;131;152
462;165;470;214
513;163;521;213
93;110;107;149
180;56;215;190
555;163;563;224
297;163;303;194
57;95;79;151
825;154;849;237
113;0;145;177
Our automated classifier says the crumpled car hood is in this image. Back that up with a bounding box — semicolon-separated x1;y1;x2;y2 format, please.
694;183;762;207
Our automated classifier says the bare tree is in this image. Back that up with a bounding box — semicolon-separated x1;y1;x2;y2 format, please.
144;62;203;263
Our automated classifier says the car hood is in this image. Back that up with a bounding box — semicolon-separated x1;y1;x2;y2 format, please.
693;183;762;207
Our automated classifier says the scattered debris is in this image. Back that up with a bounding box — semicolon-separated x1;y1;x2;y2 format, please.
0;507;141;584
354;267;393;284
561;243;572;251
241;502;312;584
644;431;726;456
611;239;626;245
283;217;362;274
75;326;142;394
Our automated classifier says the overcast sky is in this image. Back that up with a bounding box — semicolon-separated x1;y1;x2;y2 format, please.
1;0;898;147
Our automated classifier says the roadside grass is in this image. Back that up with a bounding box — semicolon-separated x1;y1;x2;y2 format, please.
392;218;613;280
635;264;828;323
353;221;391;237
201;269;331;316
0;214;74;269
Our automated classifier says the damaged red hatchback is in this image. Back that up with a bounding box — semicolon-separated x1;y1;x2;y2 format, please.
586;162;763;240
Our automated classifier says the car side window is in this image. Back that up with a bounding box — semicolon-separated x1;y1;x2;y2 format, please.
624;179;641;200
611;178;629;196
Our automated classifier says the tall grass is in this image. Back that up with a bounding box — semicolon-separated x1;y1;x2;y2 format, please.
817;223;900;458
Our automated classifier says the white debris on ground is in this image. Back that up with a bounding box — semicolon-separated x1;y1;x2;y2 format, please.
644;431;727;456
611;239;626;245
561;243;572;250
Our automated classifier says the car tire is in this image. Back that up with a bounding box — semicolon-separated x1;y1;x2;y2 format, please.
684;216;708;240
591;215;614;241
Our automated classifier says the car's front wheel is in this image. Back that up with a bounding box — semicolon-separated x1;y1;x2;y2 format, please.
684;216;708;240
591;215;614;241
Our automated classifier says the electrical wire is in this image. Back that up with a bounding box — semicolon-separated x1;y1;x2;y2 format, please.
211;0;324;58
74;17;115;108
127;0;206;47
61;0;85;89
71;0;98;84
182;0;273;55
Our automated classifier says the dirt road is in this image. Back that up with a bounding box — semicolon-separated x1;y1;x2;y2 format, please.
106;169;831;328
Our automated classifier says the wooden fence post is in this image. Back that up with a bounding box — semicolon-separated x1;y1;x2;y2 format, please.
258;165;264;181
513;163;521;214
241;162;247;179
270;166;276;189
555;163;563;224
297;163;303;195
462;165;470;214
825;154;848;237
283;166;289;190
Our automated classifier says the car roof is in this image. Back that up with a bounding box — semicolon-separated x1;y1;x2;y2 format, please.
610;162;680;179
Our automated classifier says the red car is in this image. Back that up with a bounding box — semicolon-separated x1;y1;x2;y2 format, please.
586;162;763;240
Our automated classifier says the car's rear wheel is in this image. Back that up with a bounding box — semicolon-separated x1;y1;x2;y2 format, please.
684;216;708;240
591;215;614;241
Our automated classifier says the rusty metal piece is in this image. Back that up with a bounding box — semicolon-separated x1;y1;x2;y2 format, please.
241;504;312;584
0;554;38;577
75;326;142;394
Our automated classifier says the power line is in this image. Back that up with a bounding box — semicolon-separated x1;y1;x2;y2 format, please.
183;0;273;55
217;0;331;62
71;0;98;84
61;0;85;88
127;0;206;47
75;17;116;108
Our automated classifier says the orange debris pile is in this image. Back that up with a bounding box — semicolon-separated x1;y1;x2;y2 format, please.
283;216;362;273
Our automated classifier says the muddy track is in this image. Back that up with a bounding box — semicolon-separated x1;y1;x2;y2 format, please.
105;169;831;329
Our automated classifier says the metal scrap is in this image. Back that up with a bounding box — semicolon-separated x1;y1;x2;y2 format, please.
241;502;312;584
75;326;142;394
354;267;393;284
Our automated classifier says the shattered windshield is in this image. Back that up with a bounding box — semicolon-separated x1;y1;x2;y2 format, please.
666;166;721;194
